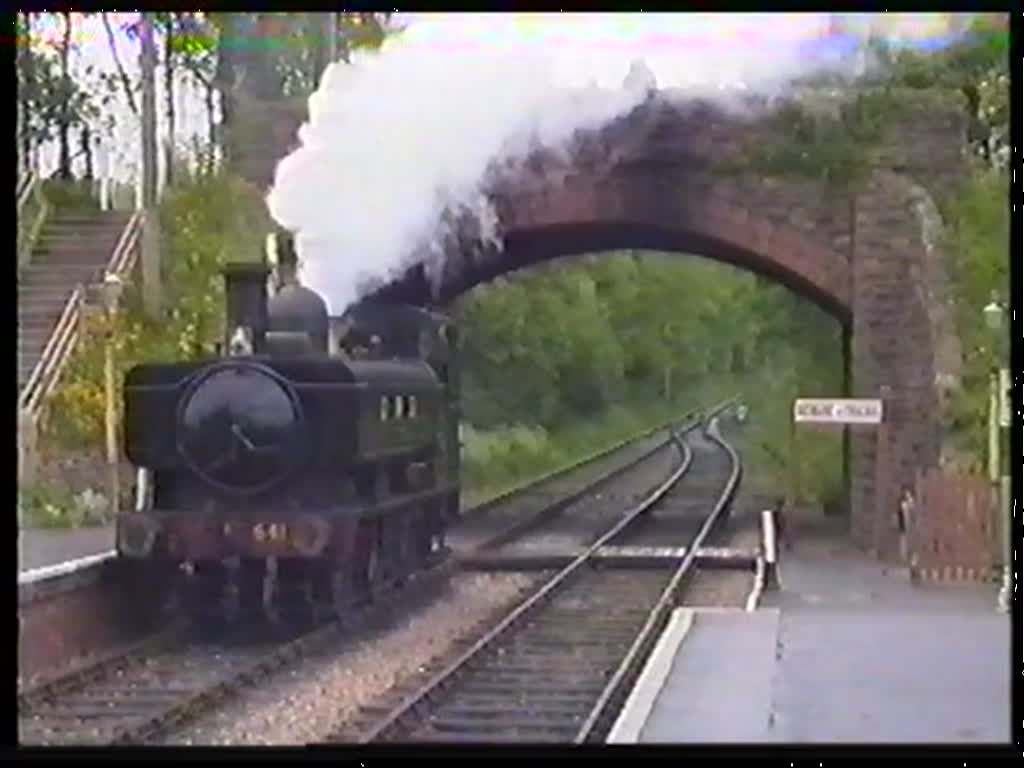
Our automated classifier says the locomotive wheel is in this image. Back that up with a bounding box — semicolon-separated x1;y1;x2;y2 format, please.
187;566;230;634
404;516;418;580
124;560;173;627
262;561;282;626
296;579;319;628
268;565;317;630
363;545;381;600
331;564;356;627
220;561;263;629
411;511;430;567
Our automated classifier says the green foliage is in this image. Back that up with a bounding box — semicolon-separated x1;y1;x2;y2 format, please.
462;424;567;502
18;482;114;529
43;170;273;449
462;395;721;508
456;252;846;505
19;483;81;529
39;178;101;211
735;374;844;505
739;87;906;190
17;18;93;140
737;23;1009;189
941;167;1010;461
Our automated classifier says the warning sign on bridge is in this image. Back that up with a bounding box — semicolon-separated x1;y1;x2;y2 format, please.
793;398;883;425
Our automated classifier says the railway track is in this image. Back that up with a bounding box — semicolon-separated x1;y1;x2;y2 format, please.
17;560;455;746
19;402;732;746
447;430;674;553
456;437;682;556
329;417;740;743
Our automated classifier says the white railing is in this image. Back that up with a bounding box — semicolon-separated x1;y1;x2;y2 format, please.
17;171;46;272
19;211;144;424
17;171;36;211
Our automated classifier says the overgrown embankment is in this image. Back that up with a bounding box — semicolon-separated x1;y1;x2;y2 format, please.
23;171;272;528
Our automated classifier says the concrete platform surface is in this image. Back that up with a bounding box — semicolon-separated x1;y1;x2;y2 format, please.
629;532;1011;744
638;608;780;742
18;526;115;573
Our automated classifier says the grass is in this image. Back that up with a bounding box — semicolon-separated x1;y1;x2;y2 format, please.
729;378;846;510
460;381;736;507
18;483;114;530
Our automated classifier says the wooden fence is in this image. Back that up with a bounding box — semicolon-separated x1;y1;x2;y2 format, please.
909;468;997;582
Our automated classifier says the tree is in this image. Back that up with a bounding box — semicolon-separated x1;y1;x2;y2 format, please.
160;14;177;183
139;14;163;317
167;13;221;169
865;18;1008;165
16;12;40;173
18;12;108;181
56;12;73;178
101;13;139;116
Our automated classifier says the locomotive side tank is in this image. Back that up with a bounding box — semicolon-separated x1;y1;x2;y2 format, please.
115;234;460;627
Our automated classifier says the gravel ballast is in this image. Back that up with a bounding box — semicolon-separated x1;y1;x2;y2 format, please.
679;507;762;608
161;572;539;745
495;441;684;554
156;431;691;745
154;421;746;744
450;431;672;551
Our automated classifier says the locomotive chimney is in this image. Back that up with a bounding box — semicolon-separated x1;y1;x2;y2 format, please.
222;261;270;355
275;231;299;288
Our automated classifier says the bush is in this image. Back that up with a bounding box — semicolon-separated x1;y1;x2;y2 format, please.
18;482;112;529
941;167;1010;462
462;423;567;499
460;387;723;505
40;178;101;212
42;170;273;450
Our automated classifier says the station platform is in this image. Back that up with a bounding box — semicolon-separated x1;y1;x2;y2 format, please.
18;526;115;574
610;528;1011;744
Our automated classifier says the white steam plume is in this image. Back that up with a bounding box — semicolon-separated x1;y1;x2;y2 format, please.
266;13;876;313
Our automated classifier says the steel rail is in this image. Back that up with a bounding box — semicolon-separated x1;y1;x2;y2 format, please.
573;415;742;741
355;401;737;743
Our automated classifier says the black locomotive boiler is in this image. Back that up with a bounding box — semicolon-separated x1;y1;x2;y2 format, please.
115;235;461;626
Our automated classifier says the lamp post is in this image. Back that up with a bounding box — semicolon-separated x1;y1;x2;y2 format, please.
101;273;124;518
983;293;1010;613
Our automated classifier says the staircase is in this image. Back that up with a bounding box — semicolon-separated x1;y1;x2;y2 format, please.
18;209;134;395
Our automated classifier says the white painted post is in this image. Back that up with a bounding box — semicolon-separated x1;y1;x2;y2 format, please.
761;509;780;590
98;141;110;212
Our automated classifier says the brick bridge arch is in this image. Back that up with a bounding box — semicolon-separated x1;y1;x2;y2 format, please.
416;164;852;324
247;89;967;562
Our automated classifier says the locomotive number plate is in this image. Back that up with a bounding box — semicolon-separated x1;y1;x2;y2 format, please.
252;523;289;544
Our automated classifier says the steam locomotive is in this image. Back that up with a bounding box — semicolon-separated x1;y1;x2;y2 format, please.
115;233;461;626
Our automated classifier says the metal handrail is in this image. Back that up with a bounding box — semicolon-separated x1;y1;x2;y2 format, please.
18;171;35;211
19;211;144;422
17;172;49;275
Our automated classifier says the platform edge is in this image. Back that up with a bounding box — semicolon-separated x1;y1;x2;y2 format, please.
605;607;695;744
